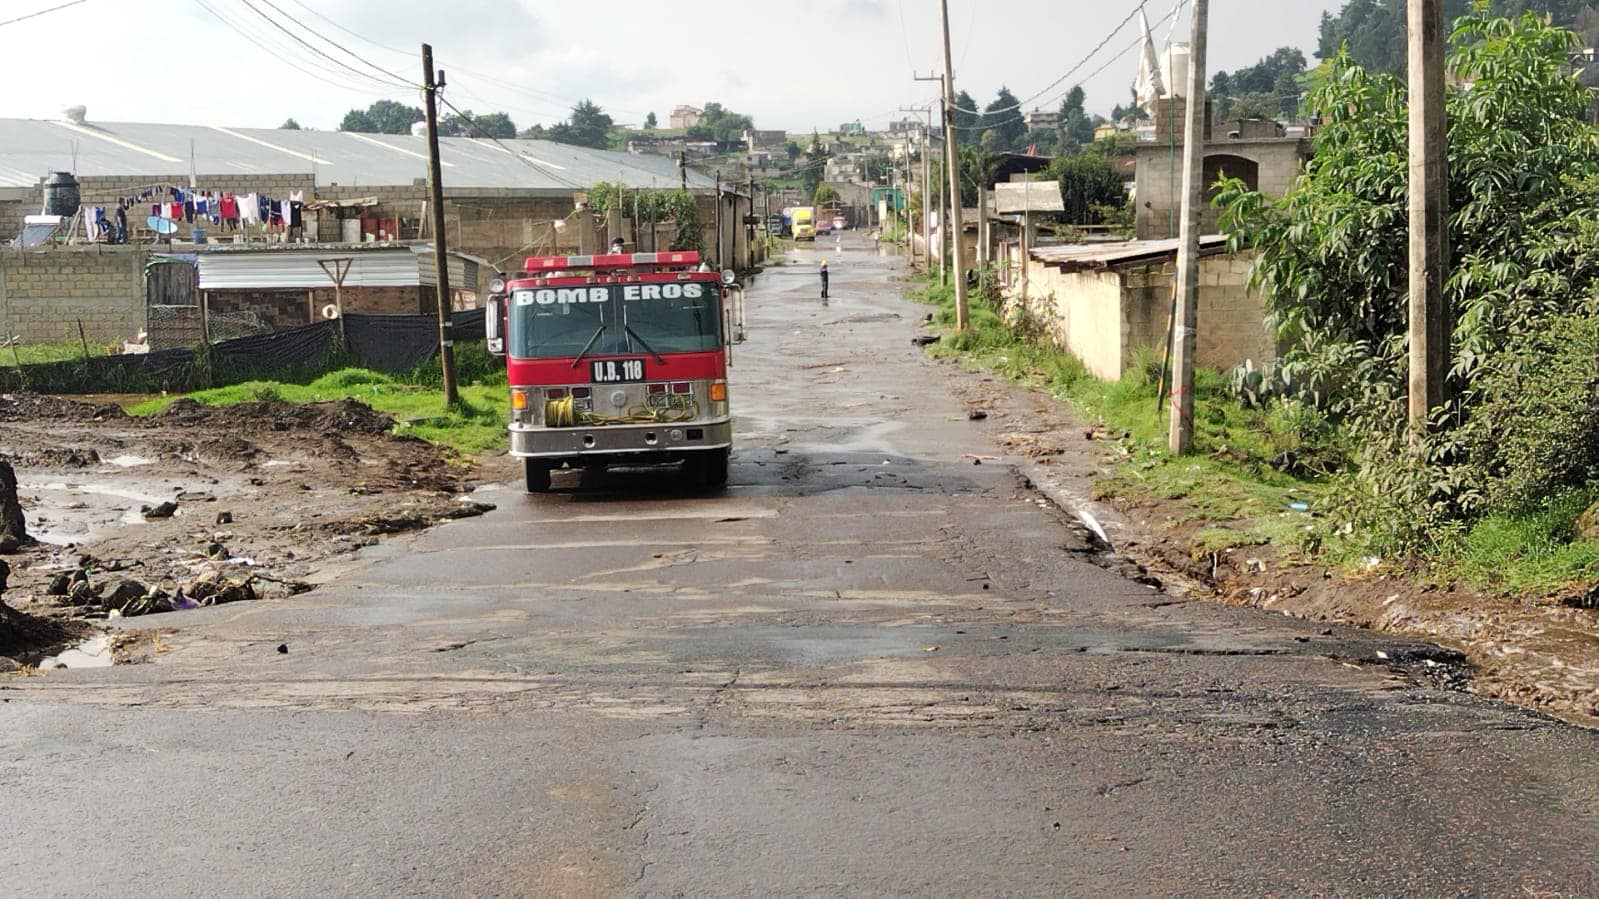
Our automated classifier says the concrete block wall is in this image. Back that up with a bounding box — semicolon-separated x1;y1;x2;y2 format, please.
1004;248;1272;381
0;245;147;346
1134;140;1310;240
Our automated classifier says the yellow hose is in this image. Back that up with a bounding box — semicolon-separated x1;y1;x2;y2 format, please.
544;394;699;427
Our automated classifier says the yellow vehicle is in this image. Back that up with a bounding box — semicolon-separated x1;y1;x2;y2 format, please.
791;206;816;241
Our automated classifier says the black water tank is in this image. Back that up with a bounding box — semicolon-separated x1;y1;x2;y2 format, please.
43;171;80;217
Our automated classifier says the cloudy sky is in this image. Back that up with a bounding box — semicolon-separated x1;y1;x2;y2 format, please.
4;0;1345;131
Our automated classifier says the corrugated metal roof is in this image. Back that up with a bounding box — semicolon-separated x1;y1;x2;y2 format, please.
198;245;425;290
1030;236;1230;270
0;118;719;193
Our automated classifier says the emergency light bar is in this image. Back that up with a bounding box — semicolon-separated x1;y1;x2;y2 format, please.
524;251;701;272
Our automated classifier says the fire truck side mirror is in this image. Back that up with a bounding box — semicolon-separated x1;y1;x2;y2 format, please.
721;269;736;285
484;296;506;356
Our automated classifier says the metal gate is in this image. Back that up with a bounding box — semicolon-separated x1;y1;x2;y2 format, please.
145;260;201;350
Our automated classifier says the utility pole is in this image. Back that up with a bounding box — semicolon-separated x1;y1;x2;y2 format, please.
939;0;969;330
1168;0;1208;455
1408;0;1449;430
714;170;723;268
421;43;458;406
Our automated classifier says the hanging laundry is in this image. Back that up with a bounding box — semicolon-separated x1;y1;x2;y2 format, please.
238;193;261;224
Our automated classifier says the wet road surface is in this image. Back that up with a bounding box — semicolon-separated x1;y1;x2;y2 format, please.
5;234;1599;895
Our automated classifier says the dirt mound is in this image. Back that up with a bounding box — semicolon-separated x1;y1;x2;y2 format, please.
157;397;395;436
0;393;126;424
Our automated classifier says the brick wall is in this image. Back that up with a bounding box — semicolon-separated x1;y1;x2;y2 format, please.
0;246;146;345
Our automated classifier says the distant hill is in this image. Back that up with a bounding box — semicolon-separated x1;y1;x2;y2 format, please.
1318;0;1599;72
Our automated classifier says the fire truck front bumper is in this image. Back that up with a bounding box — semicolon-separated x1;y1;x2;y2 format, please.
510;419;733;459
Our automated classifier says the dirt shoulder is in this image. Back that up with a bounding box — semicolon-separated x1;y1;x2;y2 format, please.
931;354;1599;728
0;392;497;665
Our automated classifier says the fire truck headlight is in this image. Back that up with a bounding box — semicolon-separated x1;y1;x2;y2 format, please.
709;380;728;402
489;275;507;294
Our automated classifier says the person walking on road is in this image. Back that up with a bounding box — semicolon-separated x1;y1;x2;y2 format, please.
820;260;830;302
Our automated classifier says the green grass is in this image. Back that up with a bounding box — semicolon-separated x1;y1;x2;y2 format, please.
3;342;108;365
912;273;1329;559
129;368;511;455
1446;489;1599;599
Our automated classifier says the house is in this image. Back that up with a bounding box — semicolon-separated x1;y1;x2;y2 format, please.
999;236;1273;380
669;105;703;130
1132;99;1312;239
742;129;787;152
1024;108;1060;130
1094;122;1118;142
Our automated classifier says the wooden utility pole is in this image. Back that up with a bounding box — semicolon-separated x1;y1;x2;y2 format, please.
1408;0;1449;430
939;0;969;329
421;43;458;406
1168;0;1208;455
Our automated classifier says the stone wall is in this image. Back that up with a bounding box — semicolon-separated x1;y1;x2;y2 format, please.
0;246;146;346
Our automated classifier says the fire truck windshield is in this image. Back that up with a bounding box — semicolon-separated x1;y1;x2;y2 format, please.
510;282;721;359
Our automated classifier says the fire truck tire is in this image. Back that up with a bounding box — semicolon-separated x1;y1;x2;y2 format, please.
699;448;730;488
524;459;552;493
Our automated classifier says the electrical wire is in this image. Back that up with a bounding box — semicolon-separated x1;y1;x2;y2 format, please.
237;0;413;90
433;94;584;189
281;0;642;119
949;0;1150;117
949;4;1180;133
253;0;417;88
0;0;88;28
191;0;408;98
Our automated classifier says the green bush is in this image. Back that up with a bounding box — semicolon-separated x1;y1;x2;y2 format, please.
1463;311;1599;513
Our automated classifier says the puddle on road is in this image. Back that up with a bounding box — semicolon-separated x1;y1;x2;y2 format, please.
18;478;175;545
37;633;114;669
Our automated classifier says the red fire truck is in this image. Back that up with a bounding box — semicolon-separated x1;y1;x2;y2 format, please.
484;250;733;493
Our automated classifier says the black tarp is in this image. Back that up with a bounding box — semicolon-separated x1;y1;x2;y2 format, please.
2;308;487;393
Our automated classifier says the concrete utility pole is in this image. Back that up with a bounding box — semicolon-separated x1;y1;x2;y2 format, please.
421;43;458;406
1408;0;1449;430
1168;0;1208;455
939;0;969;330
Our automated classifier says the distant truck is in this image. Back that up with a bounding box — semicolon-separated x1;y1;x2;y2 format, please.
792;206;816;241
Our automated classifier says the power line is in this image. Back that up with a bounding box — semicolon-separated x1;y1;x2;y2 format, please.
432;94;584;189
0;0;88;28
950;0;1149;117
280;0;639;120
236;0;412;90
254;0;416;88
950;5;1179;133
191;0;408;98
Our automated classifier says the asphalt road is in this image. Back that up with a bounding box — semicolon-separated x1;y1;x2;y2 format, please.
5;234;1599;896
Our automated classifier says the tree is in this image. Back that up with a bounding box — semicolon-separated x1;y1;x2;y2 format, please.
339;109;376;133
644;111;658;129
338;100;423;134
861;154;893;184
813;184;840;207
1057;85;1096;148
1043;153;1126;224
1211;47;1308;120
686;102;755;143
981;86;1026;152
439;110;517;139
1218;9;1599;548
785;140;804;161
952;89;980;133
801;131;831;195
541;100;613;149
279;118;301;130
